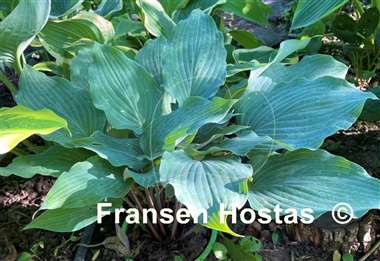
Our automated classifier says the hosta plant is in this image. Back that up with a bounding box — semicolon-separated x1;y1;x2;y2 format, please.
0;0;380;244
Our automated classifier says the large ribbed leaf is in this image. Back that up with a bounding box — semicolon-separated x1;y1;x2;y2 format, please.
200;131;277;157
163;10;226;105
95;0;123;17
0;146;91;178
137;0;175;37
41;157;132;210
236;77;377;150
248;150;380;218
160;150;252;234
291;0;349;30
136;37;167;85
125;168;159;188
140;97;236;159
86;44;162;134
0;0;50;70
220;0;272;26
25;207;98;232
39;12;114;59
0;106;67;154
25;199;122;232
247;38;311;86
50;0;83;18
247;54;348;92
73;131;148;169
16;66;106;146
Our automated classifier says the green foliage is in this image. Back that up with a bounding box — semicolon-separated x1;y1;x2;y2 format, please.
0;105;67;154
0;0;379;243
291;0;349;29
0;0;50;71
360;86;380;121
220;0;271;26
50;0;83;18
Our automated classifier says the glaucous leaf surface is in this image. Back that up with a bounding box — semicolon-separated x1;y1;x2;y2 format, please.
291;0;348;29
25;199;123;232
39;12;114;59
86;44;162;134
140;97;236;159
73;131;148;169
0;146;92;178
162;10;227;104
247;38;311;84
248;150;380;217
25;207;98;232
137;0;175;37
135;37;167;86
17;67;106;146
50;0;83;18
125;168;160;188
95;0;123;17
200;131;277;156
236;77;377;150
0;106;67;154
41;157;131;210
0;0;50;70
160;150;252;234
247;54;348;92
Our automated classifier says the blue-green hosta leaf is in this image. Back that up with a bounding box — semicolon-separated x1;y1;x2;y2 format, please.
41;157;132;210
248;149;380;218
95;0;123;17
86;44;163;134
111;14;145;37
73;131;148;169
39;12;114;59
291;0;349;30
220;0;272;26
25;207;98;232
160;150;252;234
0;146;92;178
0;106;67;154
140;97;236;159
125;168;159;188
136;37;167;85
233;46;277;63
202;131;278;156
236;77;377;150
194;124;250;145
50;0;83;18
247;38;311;85
25;199;122;232
163;10;227;104
0;0;50;70
247;54;348;92
17;66;106;146
137;0;175;37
